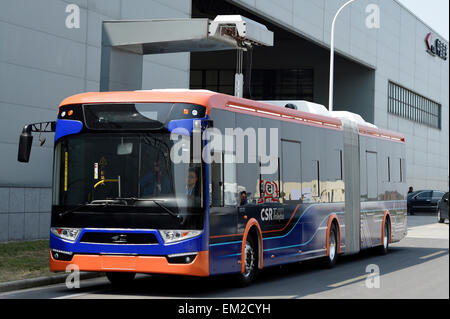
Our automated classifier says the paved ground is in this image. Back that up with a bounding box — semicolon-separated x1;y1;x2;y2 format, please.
0;215;448;299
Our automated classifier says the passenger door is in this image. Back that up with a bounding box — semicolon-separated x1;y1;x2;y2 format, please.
208;152;240;274
365;151;379;245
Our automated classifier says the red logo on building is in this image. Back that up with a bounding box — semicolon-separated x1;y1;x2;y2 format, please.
425;32;448;60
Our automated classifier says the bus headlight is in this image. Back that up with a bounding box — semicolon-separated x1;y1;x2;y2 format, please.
51;227;81;242
159;230;202;244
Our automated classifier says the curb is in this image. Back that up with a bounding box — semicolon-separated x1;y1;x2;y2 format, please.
0;272;105;293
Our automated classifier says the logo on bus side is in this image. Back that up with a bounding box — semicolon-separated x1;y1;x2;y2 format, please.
261;207;284;221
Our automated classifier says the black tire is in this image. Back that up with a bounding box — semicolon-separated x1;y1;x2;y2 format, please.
235;236;257;287
437;209;445;223
323;224;338;268
379;220;390;255
106;272;136;287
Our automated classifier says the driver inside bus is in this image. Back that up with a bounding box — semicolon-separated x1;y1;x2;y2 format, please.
186;168;201;207
140;160;171;196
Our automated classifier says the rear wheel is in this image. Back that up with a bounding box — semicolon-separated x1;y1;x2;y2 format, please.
106;272;136;287
437;208;445;223
323;224;338;268
379;220;390;255
235;236;257;287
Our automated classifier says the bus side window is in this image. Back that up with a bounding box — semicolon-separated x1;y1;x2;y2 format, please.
210;152;237;207
210;156;223;207
224;153;237;206
281;140;302;203
312;160;320;201
258;157;280;204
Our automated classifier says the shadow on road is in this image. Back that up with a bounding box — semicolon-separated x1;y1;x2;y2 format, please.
82;243;448;299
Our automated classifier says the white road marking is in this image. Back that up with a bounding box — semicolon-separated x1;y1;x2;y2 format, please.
419;250;447;260
328;274;368;288
53;290;103;299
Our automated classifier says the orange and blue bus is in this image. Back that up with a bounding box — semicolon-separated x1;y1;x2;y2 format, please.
18;90;407;286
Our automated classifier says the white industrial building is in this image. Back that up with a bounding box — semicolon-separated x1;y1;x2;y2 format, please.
0;0;448;241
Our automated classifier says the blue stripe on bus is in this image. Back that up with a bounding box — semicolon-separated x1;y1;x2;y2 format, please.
263;206;345;241
210;240;243;247
209;204;343;247
210;205;404;248
263;212;335;252
55;119;83;141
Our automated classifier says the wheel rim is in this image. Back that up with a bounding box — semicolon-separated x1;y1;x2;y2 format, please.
383;223;388;248
329;231;336;261
438;209;441;221
244;241;255;278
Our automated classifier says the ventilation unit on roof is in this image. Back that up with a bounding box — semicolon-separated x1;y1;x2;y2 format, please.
261;100;378;128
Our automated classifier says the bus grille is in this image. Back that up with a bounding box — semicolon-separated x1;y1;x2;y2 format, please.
80;232;159;245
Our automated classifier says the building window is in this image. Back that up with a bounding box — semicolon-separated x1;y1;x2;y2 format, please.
386;156;391;182
388;81;441;129
191;69;314;101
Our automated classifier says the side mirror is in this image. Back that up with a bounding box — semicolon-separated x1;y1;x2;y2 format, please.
17;121;56;163
18;127;33;163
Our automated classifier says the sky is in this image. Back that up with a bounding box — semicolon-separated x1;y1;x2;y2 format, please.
396;0;449;40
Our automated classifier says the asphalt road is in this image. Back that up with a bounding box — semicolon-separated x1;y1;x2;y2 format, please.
1;215;448;299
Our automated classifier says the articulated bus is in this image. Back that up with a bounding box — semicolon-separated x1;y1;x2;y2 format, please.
18;90;407;286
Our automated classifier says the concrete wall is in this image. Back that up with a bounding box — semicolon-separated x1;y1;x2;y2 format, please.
0;0;191;241
228;0;449;191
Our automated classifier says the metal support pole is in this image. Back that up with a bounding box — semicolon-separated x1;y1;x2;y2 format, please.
329;0;357;112
234;48;244;98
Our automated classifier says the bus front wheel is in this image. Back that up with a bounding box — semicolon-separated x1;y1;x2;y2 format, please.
106;272;136;287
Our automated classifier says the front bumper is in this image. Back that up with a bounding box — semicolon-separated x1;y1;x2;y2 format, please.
49;250;209;277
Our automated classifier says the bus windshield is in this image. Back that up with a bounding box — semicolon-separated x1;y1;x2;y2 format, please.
52;132;203;228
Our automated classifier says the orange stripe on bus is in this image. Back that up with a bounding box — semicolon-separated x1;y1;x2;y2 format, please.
49;250;209;277
59;91;405;141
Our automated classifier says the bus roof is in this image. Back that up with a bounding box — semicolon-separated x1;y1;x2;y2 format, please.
60;89;405;143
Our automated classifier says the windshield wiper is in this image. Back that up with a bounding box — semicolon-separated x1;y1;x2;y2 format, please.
112;197;184;223
58;203;94;219
58;200;127;219
150;199;184;223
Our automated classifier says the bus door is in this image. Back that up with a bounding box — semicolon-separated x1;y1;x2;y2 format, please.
209;152;240;274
